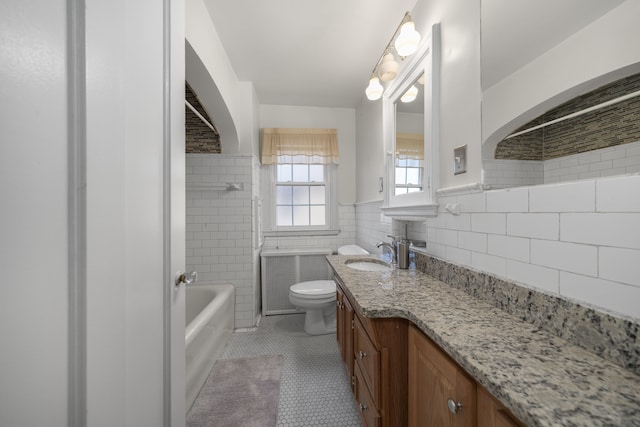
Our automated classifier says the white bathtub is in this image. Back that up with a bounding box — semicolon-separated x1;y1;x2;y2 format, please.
185;284;235;412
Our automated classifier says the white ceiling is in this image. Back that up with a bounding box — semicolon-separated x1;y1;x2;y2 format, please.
201;0;625;108
202;0;418;107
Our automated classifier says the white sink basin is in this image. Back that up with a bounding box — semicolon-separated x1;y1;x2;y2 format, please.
345;260;392;272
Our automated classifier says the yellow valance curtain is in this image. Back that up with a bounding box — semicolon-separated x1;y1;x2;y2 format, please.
395;133;424;160
261;128;339;165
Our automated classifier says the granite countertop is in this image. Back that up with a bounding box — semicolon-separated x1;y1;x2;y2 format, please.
327;254;640;427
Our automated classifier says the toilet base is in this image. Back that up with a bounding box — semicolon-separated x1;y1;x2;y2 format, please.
303;306;336;335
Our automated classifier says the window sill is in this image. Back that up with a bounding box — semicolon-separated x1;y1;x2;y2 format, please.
263;229;341;238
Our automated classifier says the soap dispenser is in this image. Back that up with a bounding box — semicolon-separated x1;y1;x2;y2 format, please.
397;238;410;269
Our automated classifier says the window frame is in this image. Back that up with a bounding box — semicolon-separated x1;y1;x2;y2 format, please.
262;162;339;237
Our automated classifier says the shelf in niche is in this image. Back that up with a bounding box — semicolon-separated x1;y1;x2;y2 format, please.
380;203;439;221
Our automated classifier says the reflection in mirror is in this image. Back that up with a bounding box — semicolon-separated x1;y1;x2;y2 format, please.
481;0;637;189
484;72;640;189
395;73;425;196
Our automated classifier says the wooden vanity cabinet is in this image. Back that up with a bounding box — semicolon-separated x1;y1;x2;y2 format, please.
408;324;476;427
408;324;525;427
335;278;408;427
335;273;524;427
477;386;524;427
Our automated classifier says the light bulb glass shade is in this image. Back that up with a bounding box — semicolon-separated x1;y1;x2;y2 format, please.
378;53;399;82
365;76;383;100
394;20;421;57
400;85;418;103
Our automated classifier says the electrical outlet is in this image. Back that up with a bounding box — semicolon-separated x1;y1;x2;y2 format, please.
454;144;467;175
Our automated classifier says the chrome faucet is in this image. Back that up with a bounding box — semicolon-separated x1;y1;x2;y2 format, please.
376;241;397;265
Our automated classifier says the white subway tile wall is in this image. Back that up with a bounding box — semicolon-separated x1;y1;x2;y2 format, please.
356;174;640;320
186;154;258;328
260;204;357;252
484;141;640;189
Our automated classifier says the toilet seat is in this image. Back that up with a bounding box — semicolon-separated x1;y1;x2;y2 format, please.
290;280;335;300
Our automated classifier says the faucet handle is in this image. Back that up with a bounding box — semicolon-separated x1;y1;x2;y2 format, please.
387;234;402;243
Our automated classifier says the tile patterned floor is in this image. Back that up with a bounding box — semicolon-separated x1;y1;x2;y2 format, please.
220;313;361;426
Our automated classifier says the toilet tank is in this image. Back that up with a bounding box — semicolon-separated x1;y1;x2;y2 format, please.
337;245;369;255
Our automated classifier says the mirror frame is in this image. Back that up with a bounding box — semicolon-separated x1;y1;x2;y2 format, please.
381;23;440;220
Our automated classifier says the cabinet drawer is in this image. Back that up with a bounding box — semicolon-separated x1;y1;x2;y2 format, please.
354;359;381;427
354;316;380;405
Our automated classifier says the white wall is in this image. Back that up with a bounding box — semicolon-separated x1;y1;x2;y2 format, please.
260;104;357;204
421;175;640;320
482;0;640;153
355;98;385;203
412;0;482;188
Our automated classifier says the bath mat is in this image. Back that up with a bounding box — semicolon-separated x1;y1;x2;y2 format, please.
187;354;284;427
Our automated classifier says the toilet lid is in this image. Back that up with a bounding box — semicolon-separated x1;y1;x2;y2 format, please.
290;280;336;298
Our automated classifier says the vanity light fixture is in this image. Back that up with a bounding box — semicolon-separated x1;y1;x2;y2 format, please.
400;85;418;103
365;75;384;100
364;12;421;101
378;52;399;82
395;19;421;56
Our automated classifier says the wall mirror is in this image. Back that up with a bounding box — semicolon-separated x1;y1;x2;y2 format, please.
381;24;440;220
481;0;640;189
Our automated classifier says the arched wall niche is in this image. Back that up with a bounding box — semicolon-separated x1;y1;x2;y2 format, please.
185;40;239;154
482;62;640;160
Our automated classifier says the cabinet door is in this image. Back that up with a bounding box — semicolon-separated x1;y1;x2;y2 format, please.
354;316;381;407
408;325;476;427
355;360;381;427
477;386;524;427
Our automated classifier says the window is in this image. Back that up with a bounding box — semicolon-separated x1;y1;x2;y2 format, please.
261;128;339;234
276;163;326;226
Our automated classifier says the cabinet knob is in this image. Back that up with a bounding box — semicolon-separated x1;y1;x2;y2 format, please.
359;403;368;412
447;398;463;414
358;350;367;360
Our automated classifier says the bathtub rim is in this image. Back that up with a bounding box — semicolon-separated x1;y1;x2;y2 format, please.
185;283;235;346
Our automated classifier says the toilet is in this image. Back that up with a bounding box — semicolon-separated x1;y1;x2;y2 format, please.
289;245;369;335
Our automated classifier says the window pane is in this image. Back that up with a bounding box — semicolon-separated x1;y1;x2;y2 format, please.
292;164;308;182
276;206;292;226
395;187;408;195
277;164;292;182
309;186;325;204
293;206;309;226
293;186;309;205
395;168;407;185
406;168;421;185
309;165;324;182
407;158;421;167
396;158;407;167
310;206;325;225
276;185;292;204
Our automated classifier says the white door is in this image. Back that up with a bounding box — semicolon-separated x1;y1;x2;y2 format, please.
0;0;186;426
